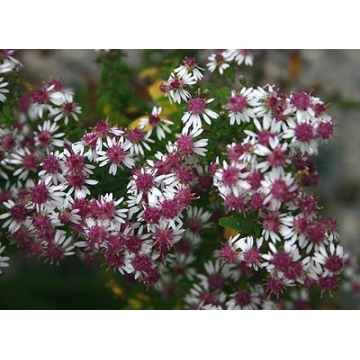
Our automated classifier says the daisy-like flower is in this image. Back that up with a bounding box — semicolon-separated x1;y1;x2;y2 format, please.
197;259;237;289
34;120;65;150
160;72;196;104
138;106;173;141
226;286;262;310
226;88;257;125
253;136;290;173
184;206;212;244
229;234;264;270
174;56;204;81
0;77;9;102
6;147;39;180
260;167;298;211
182;97;218;131
225;49;254;66
45;229;76;263
126;128;154;157
127;166;168;206
38;151;66;185
28;180;68;212
52;94;82;125
280;214;309;248
0;242;10;274
184;280;227;309
313;243;347;276
176;127;209;157
0;200;31;233
97;135;134;175
262;241;303;282
91;193;128;231
261;211;289;243
213;160;251;198
253;85;289;130
152;218;185;254
207;50;232;75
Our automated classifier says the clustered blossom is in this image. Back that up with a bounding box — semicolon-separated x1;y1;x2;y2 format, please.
0;50;349;310
207;49;254;74
210;85;346;302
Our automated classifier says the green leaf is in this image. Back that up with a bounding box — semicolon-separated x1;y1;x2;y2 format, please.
218;212;262;238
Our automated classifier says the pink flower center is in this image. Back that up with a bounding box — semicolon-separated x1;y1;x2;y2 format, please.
37;131;52;147
295;123;314;142
22;154;38;171
31;183;49;204
291;92;310;110
149;114;161;126
32;89;49;104
267;147;286;167
235;290;251;307
127;129;145;143
107;146;125;165
243;247;261;265
208;274;225;289
221;166;239;186
270;179;289;201
325;255;343;273
177;135;194;155
135;172;154;192
42;155;60;174
10;204;28;222
188;97;206;115
227;93;247;113
263;212;281;231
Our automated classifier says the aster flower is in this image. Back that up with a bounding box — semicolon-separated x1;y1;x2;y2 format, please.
52;94;82;125
34;120;65;150
181;97;219;131
262;241;303;282
138;106;173;141
226;287;262;310
184;206;212;244
97;135;134;174
174;56;204;81
0;200;31;233
0;243;10;274
225;49;254;66
126;128;154;157
313;243;347;276
253;136;290;173
0;77;9;102
282;118;319;155
161;72;196;104
176;127;209;157
229;234;264;270
6;147;39;180
260;168;298;211
207;50;232;74
45;229;76;262
226;88;257;125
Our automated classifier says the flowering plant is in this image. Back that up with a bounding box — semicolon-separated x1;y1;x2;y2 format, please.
0;49;350;309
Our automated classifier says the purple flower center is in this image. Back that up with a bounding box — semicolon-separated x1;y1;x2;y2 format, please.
325;255;343;273
135;172;154;192
31;183;49;204
42;155;60;174
295;123;314;142
188;97;206;115
227;93;247;113
107;146;125;165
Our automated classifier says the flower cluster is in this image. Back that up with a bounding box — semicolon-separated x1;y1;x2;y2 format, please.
0;49;348;309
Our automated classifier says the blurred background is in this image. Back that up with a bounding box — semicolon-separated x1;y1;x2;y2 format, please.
1;49;360;309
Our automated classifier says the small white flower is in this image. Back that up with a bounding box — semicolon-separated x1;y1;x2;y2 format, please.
182;97;219;131
139;106;173;141
207;50;232;74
